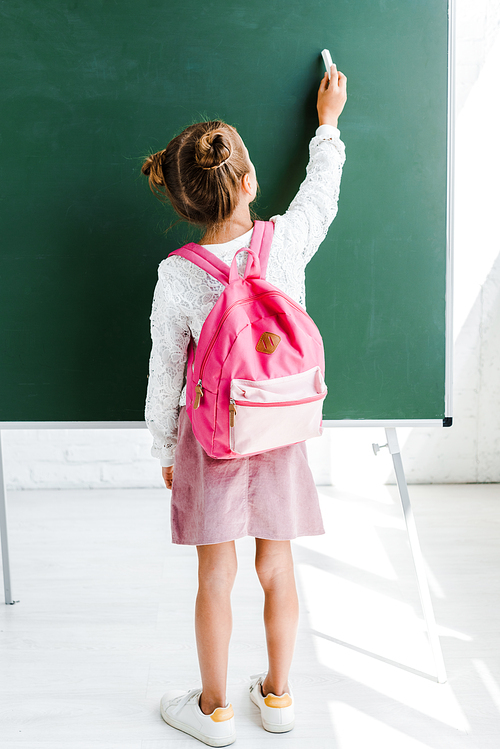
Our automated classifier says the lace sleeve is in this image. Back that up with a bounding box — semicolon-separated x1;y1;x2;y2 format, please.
272;131;346;268
145;261;191;467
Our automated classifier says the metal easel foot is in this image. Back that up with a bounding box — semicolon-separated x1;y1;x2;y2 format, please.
372;428;447;683
0;431;15;605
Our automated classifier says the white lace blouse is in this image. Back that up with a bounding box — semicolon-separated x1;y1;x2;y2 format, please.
145;124;346;467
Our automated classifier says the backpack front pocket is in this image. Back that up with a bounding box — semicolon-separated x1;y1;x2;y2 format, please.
229;367;327;455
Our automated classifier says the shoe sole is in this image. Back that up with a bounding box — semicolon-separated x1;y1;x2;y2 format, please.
262;717;295;733
249;688;295;733
160;705;236;747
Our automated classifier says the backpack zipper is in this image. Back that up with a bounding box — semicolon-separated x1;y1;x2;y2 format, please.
193;381;203;409
229;398;237;427
194;291;313;408
228;392;326;444
233;392;325;409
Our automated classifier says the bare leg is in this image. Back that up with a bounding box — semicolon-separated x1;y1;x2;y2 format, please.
195;540;238;715
254;539;299;697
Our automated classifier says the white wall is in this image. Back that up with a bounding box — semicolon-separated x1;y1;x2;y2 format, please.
2;428;164;490
2;0;499;489
396;0;500;483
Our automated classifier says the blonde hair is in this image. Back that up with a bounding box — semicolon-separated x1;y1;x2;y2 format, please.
141;120;252;228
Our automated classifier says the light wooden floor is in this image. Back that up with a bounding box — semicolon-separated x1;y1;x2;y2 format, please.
1;483;499;748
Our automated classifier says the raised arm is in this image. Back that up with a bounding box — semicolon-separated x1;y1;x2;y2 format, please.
272;64;348;266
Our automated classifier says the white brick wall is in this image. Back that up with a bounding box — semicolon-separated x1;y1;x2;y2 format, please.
1;427;332;490
2;429;163;490
398;2;500;483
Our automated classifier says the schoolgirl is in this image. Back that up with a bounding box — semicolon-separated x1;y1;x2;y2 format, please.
142;64;347;746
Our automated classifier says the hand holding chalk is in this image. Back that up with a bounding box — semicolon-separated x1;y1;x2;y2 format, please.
321;49;334;78
317;50;347;127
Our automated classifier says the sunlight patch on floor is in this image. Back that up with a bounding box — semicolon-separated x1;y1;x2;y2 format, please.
320;637;470;733
299;563;434;671
473;659;500;713
329;702;467;749
296;490;402;580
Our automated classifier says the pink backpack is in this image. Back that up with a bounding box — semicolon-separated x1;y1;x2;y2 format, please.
169;220;327;459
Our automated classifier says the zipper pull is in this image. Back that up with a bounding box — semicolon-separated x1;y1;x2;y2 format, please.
229;399;237;428
194;380;203;410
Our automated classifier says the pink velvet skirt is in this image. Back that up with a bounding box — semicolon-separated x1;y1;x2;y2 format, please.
170;407;325;545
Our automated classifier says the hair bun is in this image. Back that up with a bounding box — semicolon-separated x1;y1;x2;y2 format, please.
141;150;165;187
195;129;232;170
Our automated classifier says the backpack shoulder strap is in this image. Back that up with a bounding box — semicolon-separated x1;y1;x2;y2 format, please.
168;243;230;286
169;221;274;284
248;220;274;279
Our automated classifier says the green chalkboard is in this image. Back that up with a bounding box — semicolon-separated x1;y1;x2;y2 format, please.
0;0;450;423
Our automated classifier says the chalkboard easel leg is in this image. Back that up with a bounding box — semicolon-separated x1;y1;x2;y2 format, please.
0;431;14;604
385;428;447;684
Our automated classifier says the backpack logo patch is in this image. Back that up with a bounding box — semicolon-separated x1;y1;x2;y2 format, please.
256;332;281;355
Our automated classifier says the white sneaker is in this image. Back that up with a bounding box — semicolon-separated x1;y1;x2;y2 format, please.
160;687;236;747
249;671;295;733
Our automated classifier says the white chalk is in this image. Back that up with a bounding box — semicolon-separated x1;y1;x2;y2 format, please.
321;48;334;79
